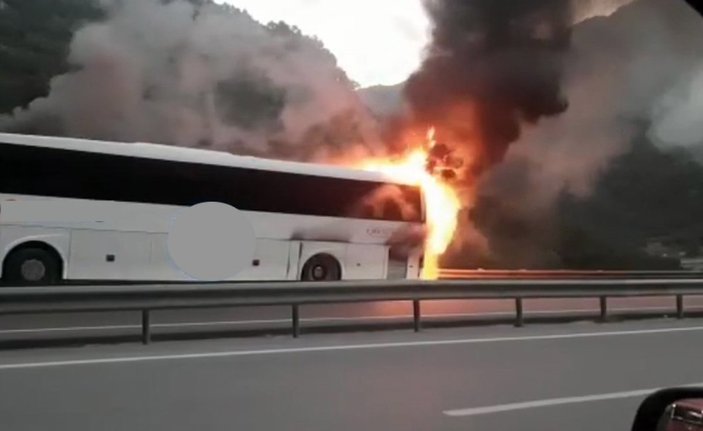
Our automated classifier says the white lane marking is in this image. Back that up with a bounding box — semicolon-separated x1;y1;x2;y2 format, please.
1;325;703;370
0;306;690;335
444;390;656;416
444;382;703;417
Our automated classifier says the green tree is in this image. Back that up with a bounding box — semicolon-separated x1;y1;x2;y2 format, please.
0;0;103;113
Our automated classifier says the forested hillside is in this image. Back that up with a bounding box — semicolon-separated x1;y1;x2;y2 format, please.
2;0;702;269
0;0;102;113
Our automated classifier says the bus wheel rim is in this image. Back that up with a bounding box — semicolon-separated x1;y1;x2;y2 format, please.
312;265;326;280
20;259;46;281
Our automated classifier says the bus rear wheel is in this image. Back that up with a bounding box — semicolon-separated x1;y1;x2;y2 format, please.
3;247;61;286
301;254;341;281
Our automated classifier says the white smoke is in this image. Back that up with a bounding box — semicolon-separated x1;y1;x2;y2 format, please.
650;62;703;151
490;0;703;203
572;0;638;23
461;0;703;266
1;0;381;160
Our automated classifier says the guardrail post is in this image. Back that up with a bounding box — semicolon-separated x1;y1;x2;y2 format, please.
141;310;151;345
599;296;608;322
413;300;422;332
292;305;300;338
677;295;685;319
515;298;524;328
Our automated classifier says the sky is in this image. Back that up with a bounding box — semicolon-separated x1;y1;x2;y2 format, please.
221;0;637;88
222;0;431;88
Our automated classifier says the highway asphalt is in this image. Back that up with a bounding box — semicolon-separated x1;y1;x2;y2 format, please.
2;320;703;431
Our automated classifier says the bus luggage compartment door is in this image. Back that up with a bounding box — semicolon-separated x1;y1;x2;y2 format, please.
343;244;388;280
69;230;151;280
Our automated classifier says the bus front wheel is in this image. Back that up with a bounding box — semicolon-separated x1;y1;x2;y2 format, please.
301;254;341;281
3;247;61;286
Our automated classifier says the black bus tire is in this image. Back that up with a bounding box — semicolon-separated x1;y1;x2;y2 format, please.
301;254;342;281
3;247;61;285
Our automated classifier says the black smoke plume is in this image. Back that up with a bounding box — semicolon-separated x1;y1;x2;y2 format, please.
404;0;573;175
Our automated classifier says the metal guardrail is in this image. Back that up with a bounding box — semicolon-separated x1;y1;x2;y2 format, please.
1;277;703;345
438;269;703;279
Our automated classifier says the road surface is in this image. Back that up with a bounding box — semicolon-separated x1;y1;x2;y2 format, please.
2;319;703;430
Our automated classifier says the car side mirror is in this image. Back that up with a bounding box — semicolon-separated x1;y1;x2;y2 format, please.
632;389;703;431
656;400;703;431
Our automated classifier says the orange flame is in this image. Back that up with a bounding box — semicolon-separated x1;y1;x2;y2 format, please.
360;127;462;280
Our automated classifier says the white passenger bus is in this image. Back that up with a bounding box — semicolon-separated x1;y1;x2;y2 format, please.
0;133;426;285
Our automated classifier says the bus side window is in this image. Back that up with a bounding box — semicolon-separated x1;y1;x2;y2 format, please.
382;200;403;221
343;184;422;223
359;204;376;219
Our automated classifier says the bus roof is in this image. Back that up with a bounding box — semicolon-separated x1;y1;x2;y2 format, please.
0;133;417;186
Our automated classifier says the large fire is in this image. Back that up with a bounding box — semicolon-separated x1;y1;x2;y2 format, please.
361;128;462;280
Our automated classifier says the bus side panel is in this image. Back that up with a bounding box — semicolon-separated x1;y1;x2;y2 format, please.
0;226;71;278
149;234;291;281
344;244;388;280
286;241;302;280
148;233;184;281
234;239;290;281
407;250;423;280
68;230;151;280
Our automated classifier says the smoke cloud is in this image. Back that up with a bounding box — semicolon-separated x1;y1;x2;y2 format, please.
503;0;703;197
359;0;702;268
572;0;638;22
0;0;381;161
456;0;703;267
650;64;703;151
403;0;572;177
3;0;701;269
